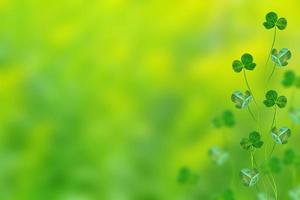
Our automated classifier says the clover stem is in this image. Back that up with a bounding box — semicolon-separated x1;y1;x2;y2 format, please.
267;63;277;85
265;173;277;199
266;27;277;66
243;69;256;103
270;106;278;130
248;106;257;122
243;69;262;133
250;150;254;168
269;143;276;158
270;173;278;200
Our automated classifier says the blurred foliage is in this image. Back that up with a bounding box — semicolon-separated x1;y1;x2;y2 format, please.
1;0;300;199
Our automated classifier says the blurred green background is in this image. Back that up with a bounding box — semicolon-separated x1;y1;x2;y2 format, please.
1;0;300;199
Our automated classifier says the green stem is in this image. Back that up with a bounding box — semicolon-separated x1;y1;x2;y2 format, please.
269;143;276;157
250;150;254;168
270;173;278;200
270;106;278;130
243;69;262;133
243;69;256;104
248;106;257;122
266;27;277;66
267;63;277;84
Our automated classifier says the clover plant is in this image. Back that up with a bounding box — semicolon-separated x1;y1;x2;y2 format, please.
230;11;292;198
212;110;235;128
209;146;229;166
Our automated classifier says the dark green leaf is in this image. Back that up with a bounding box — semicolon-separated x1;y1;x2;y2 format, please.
252;141;264;148
266;12;278;24
263;90;278;107
283;148;296;165
249;131;261;143
264;99;275;107
232;60;243;73
263;12;277;29
266;90;278;101
177;167;191;183
240;138;251;150
222;110;235;127
282;70;296;87
232;54;256;72
276;96;287;108
244;62;256;70
241;53;253;65
276;17;287;30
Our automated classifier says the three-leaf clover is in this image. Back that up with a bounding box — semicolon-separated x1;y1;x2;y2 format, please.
263;90;287;108
212;110;235;128
231;90;252;109
263;12;287;30
282;70;300;89
282;70;296;87
240;131;264;150
283;148;296;165
240;168;259;187
271;48;292;67
209;147;229;166
232;53;256;72
271;127;291;144
177;167;199;184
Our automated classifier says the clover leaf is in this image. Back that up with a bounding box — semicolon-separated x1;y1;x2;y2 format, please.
271;48;292;67
177;167;191;184
282;70;296;88
209;147;229;166
283;148;296;165
289;108;300;125
269;156;282;173
277;96;288;108
240;168;259;187
232;53;256;72
263;90;287;108
177;167;199;184
271;127;291;144
263;12;287;30
212;110;235;128
231;90;252;109
240;131;264;150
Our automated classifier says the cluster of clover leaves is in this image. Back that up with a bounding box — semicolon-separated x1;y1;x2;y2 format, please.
176;11;300;200
231;11;293;200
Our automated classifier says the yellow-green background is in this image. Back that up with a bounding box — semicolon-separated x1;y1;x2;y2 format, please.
0;0;300;199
